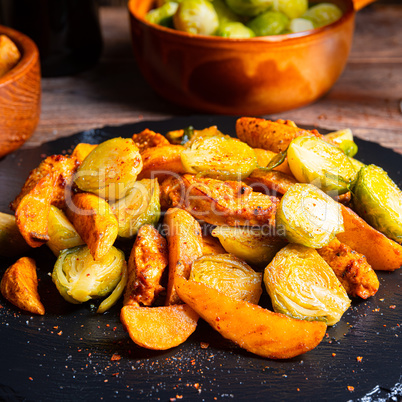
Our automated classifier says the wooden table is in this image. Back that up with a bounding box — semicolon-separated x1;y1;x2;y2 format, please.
24;2;402;153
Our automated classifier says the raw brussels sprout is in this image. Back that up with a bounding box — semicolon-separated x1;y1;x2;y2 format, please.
52;245;126;312
287;136;357;195
264;243;351;325
173;0;219;35
247;11;289;36
74;137;142;201
216;21;255;38
47;206;84;256
325;128;358;158
190;253;262;303
273;0;308;19
226;0;273;17
288;17;314;33
146;2;179;27
352;165;402;243
181;136;257;180
110;179;161;238
276;183;344;248
302;3;343;28
212;0;241;24
0;212;30;257
211;226;286;266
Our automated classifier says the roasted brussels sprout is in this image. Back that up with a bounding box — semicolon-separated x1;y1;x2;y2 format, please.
276;183;344;248
226;0;273;17
211;226;286;266
111;179;160;238
352;165;402;243
349;157;365;173
173;0;219;35
273;0;308;19
302;2;342;27
181;136;257;180
264;244;351;325
325;128;358;158
52;245;126;312
247;11;289;36
47;206;84;256
74;137;142;201
146;2;179;27
216;21;255;38
288;17;314;33
287;136;357;195
190;254;262;304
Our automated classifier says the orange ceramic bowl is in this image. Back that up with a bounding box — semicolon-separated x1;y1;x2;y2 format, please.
0;25;41;158
128;0;372;115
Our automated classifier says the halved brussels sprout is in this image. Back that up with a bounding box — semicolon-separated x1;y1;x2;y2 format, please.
264;244;351;325
74;137;142;201
52;245;126;312
111;179;160;238
181;136;257;180
276;183;344;248
287;136;357;195
324;128;358;157
352;164;402;243
190;254;262;304
47;206;84;256
211;226;286;266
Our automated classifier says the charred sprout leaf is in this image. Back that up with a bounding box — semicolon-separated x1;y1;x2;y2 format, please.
47;206;84;256
181;136;257;180
74;137;142;201
190;253;262;304
52;245;126;310
276;183;344;248
211;226;286;266
0;212;30;257
110;179;161;238
352;165;402;243
287;136;357;195
146;2;179;27
264;244;351;326
325;128;358;157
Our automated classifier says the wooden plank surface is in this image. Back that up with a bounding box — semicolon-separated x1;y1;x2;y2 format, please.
23;2;402;153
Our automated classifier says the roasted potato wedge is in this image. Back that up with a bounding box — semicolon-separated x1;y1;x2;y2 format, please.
1;257;45;315
317;238;379;299
253;148;293;176
71;143;98;163
163;208;203;305
202;233;226;255
337;205;402;271
244;169;297;196
132;128;170;153
175;276;327;359
124;225;168;307
66;193;118;261
121;304;199;350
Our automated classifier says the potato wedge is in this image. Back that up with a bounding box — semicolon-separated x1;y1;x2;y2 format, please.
124;224;168;307
337;205;402;271
202;234;226;255
1;257;45;315
175;276;326;359
317;238;379;299
138;145;186;182
164;208;203;305
253;148;293;175
71;143;98;163
132;128;170;153
66;193;118;261
120;304;199;350
236;118;323;153
244;169;298;196
0;35;21;77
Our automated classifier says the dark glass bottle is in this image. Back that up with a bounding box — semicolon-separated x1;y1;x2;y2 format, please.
0;0;103;77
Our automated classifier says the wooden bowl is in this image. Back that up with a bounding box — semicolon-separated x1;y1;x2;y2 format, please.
128;0;370;115
0;25;41;158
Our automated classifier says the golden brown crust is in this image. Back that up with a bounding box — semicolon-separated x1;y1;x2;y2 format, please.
244;169;298;196
132;129;170;153
317;238;379;299
0;257;45;315
124;224;168;307
71;143;98;163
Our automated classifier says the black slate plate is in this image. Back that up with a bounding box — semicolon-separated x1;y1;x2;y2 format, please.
0;116;401;402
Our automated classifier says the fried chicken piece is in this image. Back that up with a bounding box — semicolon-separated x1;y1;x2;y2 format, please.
124;224;169;307
317;238;379;299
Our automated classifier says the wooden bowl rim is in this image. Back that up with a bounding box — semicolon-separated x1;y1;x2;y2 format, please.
128;0;355;45
0;24;39;87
